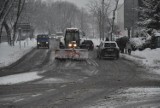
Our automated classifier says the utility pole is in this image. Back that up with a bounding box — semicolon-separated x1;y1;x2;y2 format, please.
102;0;105;40
111;11;115;41
111;0;119;41
81;8;84;32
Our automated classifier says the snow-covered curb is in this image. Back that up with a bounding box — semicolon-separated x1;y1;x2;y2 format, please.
0;71;43;85
121;48;160;75
0;39;36;68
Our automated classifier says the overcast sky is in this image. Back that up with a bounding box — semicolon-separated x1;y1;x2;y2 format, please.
52;0;124;8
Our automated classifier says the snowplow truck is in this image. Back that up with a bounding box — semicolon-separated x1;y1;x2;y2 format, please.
55;28;88;60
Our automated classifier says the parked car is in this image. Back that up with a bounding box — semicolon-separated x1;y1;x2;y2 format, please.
80;40;94;50
97;41;119;59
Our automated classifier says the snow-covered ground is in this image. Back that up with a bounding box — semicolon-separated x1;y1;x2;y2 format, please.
86;87;160;108
121;48;160;75
0;38;36;68
0;71;43;85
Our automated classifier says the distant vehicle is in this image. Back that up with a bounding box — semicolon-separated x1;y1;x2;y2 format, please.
55;32;64;40
80;40;94;50
55;28;88;60
97;41;119;59
37;34;49;49
55;36;64;40
49;34;56;39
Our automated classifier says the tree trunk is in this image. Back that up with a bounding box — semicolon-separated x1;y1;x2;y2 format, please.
3;21;11;45
0;24;3;43
12;0;25;46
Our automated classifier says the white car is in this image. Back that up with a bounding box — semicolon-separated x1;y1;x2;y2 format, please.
97;41;120;59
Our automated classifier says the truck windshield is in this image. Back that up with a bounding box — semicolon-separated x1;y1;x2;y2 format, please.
65;32;79;42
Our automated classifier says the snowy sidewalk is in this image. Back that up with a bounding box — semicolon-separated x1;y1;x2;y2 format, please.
121;48;160;75
0;39;36;68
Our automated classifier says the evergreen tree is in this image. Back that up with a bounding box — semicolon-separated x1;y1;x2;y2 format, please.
138;0;160;30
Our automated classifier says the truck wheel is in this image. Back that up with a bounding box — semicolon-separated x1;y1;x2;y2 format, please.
99;54;102;60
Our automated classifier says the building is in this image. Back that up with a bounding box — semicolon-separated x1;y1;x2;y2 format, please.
117;3;127;36
117;0;139;37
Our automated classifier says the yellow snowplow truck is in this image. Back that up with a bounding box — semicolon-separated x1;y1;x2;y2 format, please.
55;28;88;60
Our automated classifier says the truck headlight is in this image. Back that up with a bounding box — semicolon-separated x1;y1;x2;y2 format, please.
73;44;77;47
68;43;72;47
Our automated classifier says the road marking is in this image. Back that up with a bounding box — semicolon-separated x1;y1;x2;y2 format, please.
87;59;99;67
86;59;91;65
46;89;56;92
32;93;42;97
90;59;99;66
14;98;24;103
61;85;66;88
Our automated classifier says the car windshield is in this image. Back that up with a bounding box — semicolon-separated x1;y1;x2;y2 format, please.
37;35;49;38
104;43;116;47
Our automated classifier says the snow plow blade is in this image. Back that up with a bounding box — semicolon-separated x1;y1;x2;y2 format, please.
55;49;88;60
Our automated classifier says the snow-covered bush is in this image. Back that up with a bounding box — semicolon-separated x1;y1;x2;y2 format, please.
130;37;145;50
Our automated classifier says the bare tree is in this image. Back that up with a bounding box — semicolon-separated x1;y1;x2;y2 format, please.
88;0;112;40
12;0;26;45
24;0;90;35
0;0;14;43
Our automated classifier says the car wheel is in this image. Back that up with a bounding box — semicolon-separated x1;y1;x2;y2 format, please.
96;53;99;58
115;54;119;60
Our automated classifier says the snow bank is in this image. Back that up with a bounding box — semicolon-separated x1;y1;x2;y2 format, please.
130;37;145;47
0;39;36;67
132;48;160;67
87;87;160;108
0;71;42;85
122;48;160;75
154;32;160;37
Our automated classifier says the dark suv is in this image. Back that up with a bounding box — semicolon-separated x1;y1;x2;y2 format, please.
37;34;49;49
81;40;94;50
97;41;119;59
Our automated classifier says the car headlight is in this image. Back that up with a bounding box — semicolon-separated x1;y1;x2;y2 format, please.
68;43;72;47
46;42;49;44
37;42;40;44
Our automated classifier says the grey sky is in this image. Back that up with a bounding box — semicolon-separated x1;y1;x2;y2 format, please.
52;0;124;8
